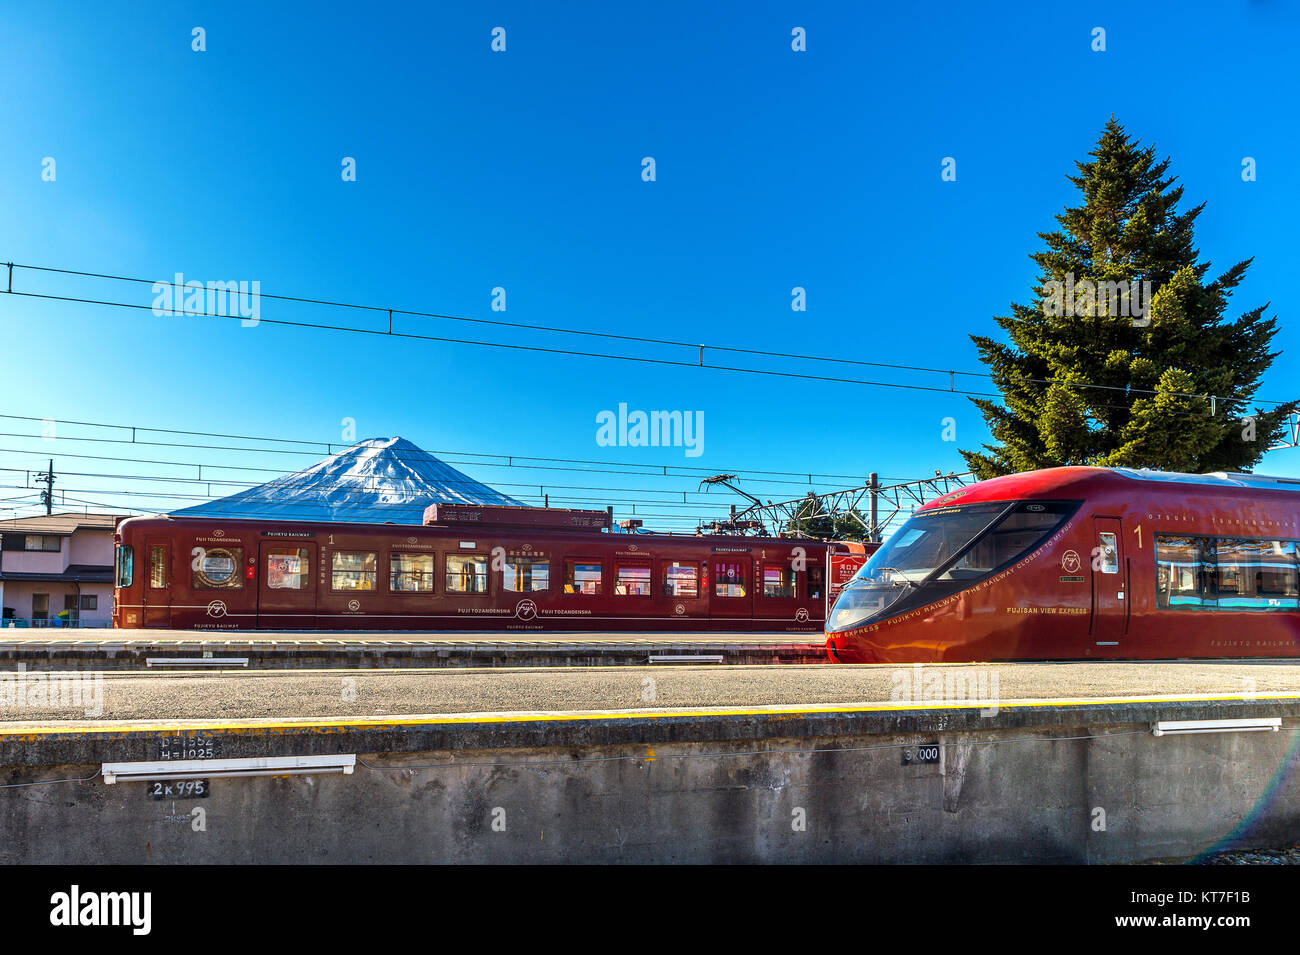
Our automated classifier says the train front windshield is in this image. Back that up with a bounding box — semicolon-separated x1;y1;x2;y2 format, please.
827;500;1077;633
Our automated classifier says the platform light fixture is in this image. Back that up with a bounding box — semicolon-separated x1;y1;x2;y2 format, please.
145;657;249;667
1151;718;1281;737
103;754;356;783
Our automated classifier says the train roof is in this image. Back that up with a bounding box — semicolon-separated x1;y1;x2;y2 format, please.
114;512;856;548
1113;468;1300;490
921;466;1300;510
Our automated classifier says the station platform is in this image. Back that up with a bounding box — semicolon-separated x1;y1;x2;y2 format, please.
0;659;1296;726
0;627;826;669
1;661;1298;864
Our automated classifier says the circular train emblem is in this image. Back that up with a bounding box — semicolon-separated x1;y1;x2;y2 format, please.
205;600;228;618
1060;550;1082;573
795;607;810;623
515;599;538;620
347;599;361;612
407;536;418;544
674;603;686;616
212;529;225;538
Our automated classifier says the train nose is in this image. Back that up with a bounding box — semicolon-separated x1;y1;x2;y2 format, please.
825;634;877;664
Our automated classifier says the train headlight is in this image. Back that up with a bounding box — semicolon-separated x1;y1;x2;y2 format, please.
827;583;895;632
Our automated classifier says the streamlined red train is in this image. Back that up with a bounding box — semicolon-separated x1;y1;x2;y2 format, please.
825;467;1300;662
112;502;872;632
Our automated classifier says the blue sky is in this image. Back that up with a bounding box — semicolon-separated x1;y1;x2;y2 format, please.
2;0;1298;529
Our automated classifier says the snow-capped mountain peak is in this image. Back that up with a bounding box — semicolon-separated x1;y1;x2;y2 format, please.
171;436;523;523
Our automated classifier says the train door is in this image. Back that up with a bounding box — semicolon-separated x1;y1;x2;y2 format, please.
143;537;172;628
257;542;318;630
1090;517;1127;648
709;555;753;623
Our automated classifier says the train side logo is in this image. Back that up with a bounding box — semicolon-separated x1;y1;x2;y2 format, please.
347;599;361;612
795;607;810;623
674;603;686;616
1061;550;1082;573
205;600;228;618
515;599;538;620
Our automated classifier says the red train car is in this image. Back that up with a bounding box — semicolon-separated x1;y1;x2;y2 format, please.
112;502;873;632
826;467;1300;662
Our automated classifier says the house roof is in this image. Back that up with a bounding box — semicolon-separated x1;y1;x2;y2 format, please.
0;512;119;536
0;563;114;584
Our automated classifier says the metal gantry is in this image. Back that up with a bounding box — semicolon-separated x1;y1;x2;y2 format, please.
699;470;972;541
1269;412;1300;451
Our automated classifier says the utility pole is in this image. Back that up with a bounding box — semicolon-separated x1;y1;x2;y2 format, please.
868;472;879;542
35;459;54;515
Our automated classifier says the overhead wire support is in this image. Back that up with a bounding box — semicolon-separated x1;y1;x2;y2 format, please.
711;471;971;540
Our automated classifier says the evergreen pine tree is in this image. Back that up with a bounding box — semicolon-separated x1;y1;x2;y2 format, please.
962;119;1297;478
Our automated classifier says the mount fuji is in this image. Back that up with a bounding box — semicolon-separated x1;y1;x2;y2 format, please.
171;436;524;523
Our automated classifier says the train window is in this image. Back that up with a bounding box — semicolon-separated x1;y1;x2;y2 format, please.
714;561;747;598
150;545;167;588
446;554;488;594
503;557;549;593
662;562;700;598
193;546;244;589
1154;536;1210;608
267;548;310;590
390;553;435;592
615;563;651;596
115;545;133;588
1213;539;1299;611
331;551;377;591
943;506;1070;579
866;502;1009;584
763;564;797;598
565;560;603;595
806;566;825;600
1097;532;1119;574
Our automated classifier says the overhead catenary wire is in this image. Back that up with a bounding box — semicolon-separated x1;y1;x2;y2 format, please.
0;449;916;515
14;482;895;534
5;262;1290;410
12;262;993;381
0;414;923;487
10;286;1020;400
0;465;832;516
0;414;953;528
0;443;926;530
0;481;762;511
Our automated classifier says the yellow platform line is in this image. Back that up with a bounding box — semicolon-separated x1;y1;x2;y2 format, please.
2;691;1298;739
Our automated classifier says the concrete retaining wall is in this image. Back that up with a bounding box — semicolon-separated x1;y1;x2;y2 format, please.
2;699;1298;863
